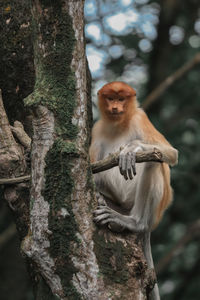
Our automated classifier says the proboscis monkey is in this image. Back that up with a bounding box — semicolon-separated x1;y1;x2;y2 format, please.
89;81;178;300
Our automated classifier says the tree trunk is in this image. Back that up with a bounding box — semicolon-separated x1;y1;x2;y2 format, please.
0;1;155;299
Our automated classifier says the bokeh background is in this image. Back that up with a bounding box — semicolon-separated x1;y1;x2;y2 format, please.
85;1;200;299
0;0;200;299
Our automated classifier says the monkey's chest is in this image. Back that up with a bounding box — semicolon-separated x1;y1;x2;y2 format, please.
95;135;140;209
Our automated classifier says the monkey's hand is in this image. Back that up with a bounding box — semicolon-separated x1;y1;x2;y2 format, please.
119;144;142;180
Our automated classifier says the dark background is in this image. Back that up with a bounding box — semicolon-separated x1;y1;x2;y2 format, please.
0;0;200;299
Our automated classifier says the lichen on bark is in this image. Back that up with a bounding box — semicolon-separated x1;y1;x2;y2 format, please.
25;0;78;140
22;1;84;298
43;138;81;299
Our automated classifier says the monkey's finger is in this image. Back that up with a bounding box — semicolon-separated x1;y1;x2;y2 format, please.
131;153;136;176
100;218;113;226
126;154;133;180
119;154;124;176
93;207;110;216
128;168;133;180
93;213;110;223
119;154;128;180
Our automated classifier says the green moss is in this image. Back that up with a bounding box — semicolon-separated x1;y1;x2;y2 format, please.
53;137;78;155
25;2;84;297
93;230;132;284
24;2;78;139
43;138;81;299
86;165;96;212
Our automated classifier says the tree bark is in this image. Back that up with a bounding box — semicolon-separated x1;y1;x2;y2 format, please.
0;90;26;178
0;0;34;124
0;1;155;299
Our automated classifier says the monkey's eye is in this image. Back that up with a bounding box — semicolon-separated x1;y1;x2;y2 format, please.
107;97;113;101
119;98;124;102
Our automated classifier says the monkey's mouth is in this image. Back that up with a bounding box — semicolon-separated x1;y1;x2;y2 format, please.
110;112;123;115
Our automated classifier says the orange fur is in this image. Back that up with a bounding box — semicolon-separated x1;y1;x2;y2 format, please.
153;163;172;229
90;81;177;300
98;81;137;130
90;81;177;229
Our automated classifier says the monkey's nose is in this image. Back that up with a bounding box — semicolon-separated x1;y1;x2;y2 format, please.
112;107;118;113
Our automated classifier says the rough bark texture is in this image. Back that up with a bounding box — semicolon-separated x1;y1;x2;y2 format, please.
0;0;34;124
0;90;26;178
0;1;155;299
22;1;104;298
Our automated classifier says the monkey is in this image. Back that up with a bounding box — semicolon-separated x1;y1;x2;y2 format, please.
89;81;178;300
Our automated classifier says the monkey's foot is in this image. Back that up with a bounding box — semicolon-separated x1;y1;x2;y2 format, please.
93;205;141;233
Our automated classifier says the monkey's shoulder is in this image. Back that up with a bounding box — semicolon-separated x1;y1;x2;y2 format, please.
91;119;104;137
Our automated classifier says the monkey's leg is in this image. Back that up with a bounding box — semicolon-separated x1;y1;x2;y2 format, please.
94;191;131;232
131;163;162;300
144;232;160;300
128;160;164;230
93;204;139;232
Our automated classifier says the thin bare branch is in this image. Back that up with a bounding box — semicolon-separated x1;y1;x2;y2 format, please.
142;52;200;110
92;148;163;173
0;149;163;184
0;175;31;185
156;219;200;274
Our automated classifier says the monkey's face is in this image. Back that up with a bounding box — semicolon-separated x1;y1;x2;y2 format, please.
103;94;127;118
98;82;136;122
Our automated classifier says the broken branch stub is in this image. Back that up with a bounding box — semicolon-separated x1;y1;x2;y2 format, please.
0;90;26;178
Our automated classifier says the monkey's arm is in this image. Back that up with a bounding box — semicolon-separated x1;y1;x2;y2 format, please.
119;141;178;180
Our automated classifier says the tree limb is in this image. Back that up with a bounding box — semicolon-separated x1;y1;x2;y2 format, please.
155;219;200;274
10;121;31;149
142;52;200;110
92;148;163;174
0;175;31;185
0;148;164;184
0;90;26;178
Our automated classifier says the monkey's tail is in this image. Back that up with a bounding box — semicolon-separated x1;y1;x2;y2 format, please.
144;231;160;300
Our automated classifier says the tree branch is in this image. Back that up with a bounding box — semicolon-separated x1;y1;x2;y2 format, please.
92;148;163;174
142;52;200;110
10;121;31;149
0;175;31;185
0;90;26;178
155;219;200;274
0;148;164;184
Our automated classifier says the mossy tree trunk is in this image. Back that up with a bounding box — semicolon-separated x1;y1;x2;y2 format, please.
0;1;155;299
